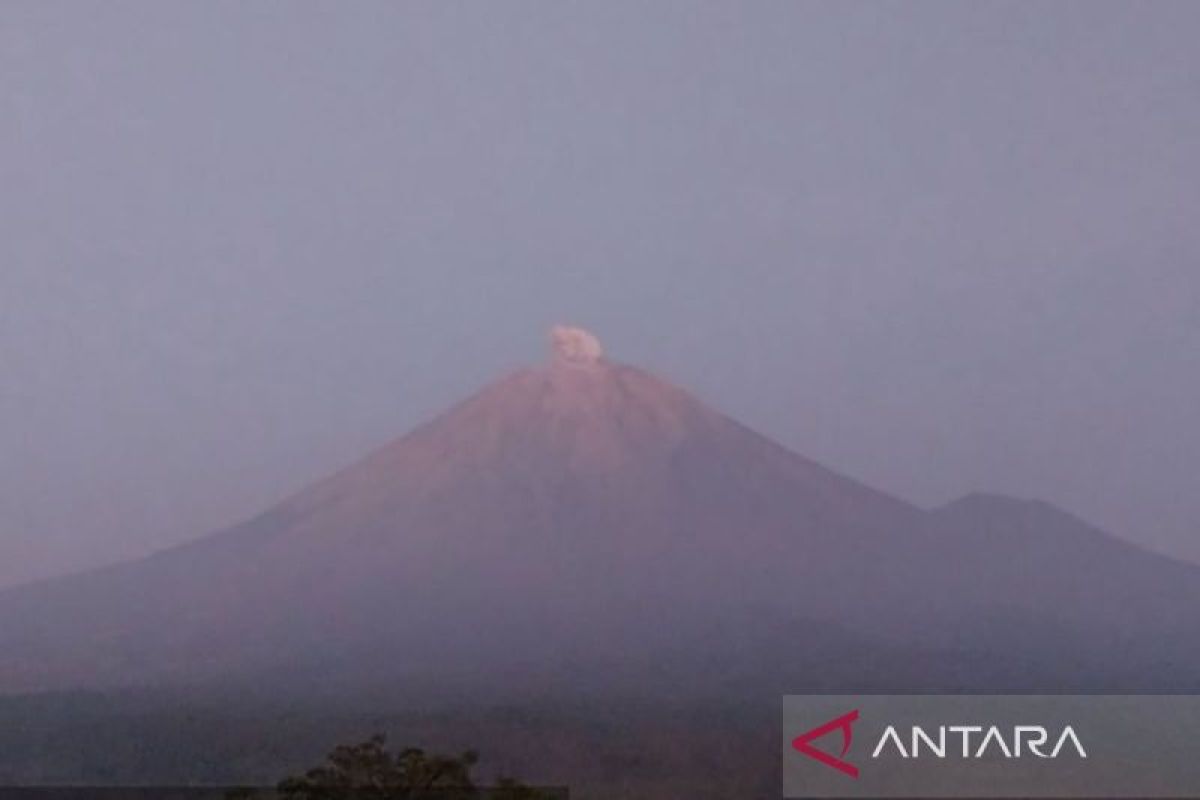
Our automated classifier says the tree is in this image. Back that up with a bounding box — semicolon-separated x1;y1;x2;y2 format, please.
272;734;555;800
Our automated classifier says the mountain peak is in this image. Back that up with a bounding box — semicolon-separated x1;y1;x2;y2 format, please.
11;329;1199;699
549;325;604;367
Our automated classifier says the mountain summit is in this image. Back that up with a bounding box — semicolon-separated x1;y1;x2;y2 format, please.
0;330;1198;694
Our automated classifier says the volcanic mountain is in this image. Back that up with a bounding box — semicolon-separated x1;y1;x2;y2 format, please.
1;326;1198;695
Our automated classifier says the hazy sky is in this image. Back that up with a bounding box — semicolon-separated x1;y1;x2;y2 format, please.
2;1;1198;586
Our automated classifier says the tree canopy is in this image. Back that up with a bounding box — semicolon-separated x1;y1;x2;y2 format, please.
274;734;555;800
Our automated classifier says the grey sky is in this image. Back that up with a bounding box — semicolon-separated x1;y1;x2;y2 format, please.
2;1;1198;586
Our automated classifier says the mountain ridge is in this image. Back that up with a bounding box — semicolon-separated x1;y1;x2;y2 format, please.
1;328;1197;695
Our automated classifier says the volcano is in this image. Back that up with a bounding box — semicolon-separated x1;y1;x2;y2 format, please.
1;327;1198;695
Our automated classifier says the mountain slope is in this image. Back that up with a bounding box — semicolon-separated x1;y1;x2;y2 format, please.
0;327;1197;694
921;493;1200;682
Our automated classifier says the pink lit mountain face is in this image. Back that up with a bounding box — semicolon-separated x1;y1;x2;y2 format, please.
0;330;1197;694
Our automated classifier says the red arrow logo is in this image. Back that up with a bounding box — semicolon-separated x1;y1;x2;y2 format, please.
791;709;860;778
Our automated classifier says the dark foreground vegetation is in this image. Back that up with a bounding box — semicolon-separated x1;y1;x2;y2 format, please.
269;733;554;799
0;690;777;799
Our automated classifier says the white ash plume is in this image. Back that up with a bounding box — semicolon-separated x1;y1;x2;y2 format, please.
549;325;604;365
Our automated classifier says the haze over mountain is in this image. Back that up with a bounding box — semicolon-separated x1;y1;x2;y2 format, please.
0;327;1197;696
